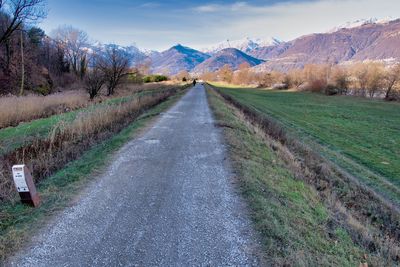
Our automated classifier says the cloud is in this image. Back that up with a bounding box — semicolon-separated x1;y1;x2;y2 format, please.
231;2;249;11
193;4;222;13
140;2;161;8
193;1;251;13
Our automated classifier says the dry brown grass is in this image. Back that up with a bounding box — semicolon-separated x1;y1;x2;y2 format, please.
0;82;187;130
0;91;89;129
0;87;181;202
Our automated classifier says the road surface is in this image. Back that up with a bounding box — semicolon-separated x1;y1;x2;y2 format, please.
10;85;261;266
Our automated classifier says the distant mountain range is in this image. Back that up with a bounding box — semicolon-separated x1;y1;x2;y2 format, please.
201;37;282;54
128;18;400;75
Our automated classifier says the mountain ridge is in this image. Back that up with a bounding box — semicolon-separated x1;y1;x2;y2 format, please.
150;44;210;75
253;18;400;71
193;48;264;73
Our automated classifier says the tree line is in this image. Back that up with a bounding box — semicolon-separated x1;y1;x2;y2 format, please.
201;62;400;101
0;0;135;98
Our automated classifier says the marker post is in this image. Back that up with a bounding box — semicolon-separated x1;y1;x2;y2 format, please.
12;165;40;207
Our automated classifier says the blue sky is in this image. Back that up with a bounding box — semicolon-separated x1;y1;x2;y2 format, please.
40;0;400;51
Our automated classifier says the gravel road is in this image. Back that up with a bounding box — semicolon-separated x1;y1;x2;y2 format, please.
9;85;261;266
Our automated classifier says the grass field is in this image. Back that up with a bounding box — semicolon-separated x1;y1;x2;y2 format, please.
207;89;370;266
212;85;400;205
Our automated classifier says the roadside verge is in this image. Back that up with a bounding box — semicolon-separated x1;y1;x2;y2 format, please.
206;84;398;266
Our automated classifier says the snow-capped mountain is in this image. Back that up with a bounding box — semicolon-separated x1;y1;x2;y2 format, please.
141;48;160;57
201;37;282;54
328;17;394;33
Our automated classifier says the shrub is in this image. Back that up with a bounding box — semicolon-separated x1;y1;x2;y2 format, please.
34;84;52;96
126;72;143;84
272;83;289;90
308;79;328;93
143;75;168;83
324;85;339;95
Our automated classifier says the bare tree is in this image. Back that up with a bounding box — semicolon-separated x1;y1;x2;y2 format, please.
98;44;130;96
51;25;89;77
85;67;104;99
84;51;108;99
330;65;350;95
287;69;305;88
217;64;233;83
233;62;251;85
383;64;400;100
366;62;384;98
351;62;370;96
0;0;46;45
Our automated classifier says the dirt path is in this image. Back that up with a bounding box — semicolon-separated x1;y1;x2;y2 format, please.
10;85;261;266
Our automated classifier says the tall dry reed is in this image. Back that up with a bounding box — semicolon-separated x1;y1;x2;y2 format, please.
0;91;88;129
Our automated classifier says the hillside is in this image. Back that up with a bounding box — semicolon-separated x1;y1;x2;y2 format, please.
193;48;264;73
150;44;210;75
254;19;400;71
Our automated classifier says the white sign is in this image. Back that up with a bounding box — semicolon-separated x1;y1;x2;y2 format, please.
12;165;29;192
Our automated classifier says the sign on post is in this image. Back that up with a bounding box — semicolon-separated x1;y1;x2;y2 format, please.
12;165;40;207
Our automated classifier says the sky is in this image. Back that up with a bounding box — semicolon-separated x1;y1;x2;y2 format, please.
40;0;400;51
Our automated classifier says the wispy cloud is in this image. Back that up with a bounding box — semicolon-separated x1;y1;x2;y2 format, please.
231;2;249;11
194;1;250;13
193;4;222;13
41;0;400;51
140;2;160;8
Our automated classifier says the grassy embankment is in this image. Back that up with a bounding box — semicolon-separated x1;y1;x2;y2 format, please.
207;84;400;266
0;88;187;261
207;88;368;266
